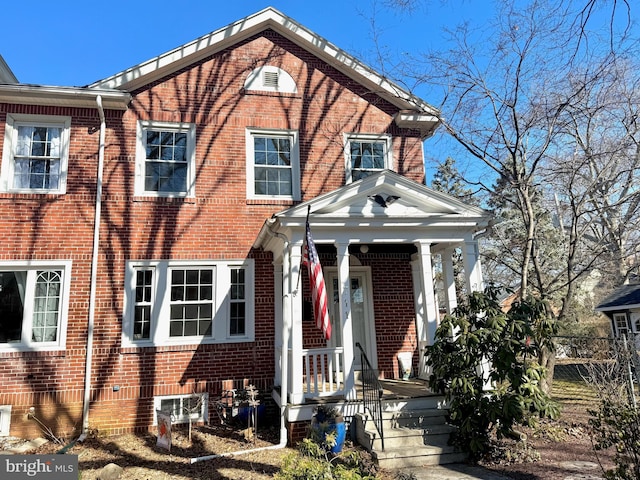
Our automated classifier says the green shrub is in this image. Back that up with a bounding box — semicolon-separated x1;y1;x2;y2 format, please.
275;438;376;480
426;285;560;457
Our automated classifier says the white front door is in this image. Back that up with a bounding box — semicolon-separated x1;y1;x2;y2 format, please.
327;268;377;371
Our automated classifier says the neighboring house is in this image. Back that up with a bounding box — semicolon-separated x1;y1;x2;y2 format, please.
595;284;640;340
0;7;491;442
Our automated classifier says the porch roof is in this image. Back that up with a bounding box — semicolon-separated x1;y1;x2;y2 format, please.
255;170;492;253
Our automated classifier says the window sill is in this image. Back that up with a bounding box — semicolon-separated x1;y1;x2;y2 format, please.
0;347;67;357
246;198;295;206
132;196;197;204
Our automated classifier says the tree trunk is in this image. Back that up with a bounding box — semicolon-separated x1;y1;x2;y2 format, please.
539;345;556;395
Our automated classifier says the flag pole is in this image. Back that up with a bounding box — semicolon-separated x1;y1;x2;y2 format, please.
295;205;311;292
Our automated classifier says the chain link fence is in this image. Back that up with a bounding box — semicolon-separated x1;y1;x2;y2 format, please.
551;334;640;419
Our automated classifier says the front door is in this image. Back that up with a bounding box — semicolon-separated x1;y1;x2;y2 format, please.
327;268;377;371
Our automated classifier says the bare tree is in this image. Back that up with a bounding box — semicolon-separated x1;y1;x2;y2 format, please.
543;55;640;316
377;0;637;391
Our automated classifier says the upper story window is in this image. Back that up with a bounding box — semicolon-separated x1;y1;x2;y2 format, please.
123;260;254;347
246;128;300;201
344;134;393;183
1;114;70;194
135;121;196;197
0;261;72;351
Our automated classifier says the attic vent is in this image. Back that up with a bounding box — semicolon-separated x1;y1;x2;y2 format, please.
244;66;297;94
263;71;279;88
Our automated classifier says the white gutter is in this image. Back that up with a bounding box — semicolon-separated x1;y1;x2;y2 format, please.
82;95;106;433
190;219;291;463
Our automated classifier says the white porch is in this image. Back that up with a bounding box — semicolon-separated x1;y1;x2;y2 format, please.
254;171;491;408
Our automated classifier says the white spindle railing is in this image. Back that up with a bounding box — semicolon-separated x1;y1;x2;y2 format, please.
301;347;345;398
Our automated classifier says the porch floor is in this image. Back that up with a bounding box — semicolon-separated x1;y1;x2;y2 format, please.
295;377;439;404
372;377;436;400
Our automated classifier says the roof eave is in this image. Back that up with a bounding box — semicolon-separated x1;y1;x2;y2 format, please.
596;303;640;312
0;84;131;110
88;7;439;117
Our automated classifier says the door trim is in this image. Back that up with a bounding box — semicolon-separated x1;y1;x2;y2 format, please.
326;266;378;370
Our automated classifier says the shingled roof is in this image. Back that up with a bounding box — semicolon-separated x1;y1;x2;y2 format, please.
596;284;640;312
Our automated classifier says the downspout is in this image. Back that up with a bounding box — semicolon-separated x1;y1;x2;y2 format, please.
190;219;291;463
82;95;105;434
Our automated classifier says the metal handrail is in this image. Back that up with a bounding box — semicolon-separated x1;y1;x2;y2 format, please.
355;342;384;451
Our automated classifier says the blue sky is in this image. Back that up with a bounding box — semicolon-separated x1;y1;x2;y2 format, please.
2;1;488;88
2;1;634;182
3;1;493;175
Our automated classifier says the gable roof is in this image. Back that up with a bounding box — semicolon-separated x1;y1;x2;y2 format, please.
596;284;640;312
0;55;18;84
255;170;491;250
88;7;438;136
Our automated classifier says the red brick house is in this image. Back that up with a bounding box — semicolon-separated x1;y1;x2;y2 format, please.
0;8;490;444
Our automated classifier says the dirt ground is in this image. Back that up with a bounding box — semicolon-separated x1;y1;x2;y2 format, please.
1;403;617;480
479;405;615;480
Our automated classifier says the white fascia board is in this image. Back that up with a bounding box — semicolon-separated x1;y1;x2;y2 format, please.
0;84;131;110
0;55;18;84
596;304;640;312
88;7;438;118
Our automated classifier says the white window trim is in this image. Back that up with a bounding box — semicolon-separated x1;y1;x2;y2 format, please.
1;113;71;194
0;260;72;352
0;405;11;436
153;393;209;425
245;128;300;201
343;133;393;184
613;312;630;337
135;120;196;198
122;259;255;347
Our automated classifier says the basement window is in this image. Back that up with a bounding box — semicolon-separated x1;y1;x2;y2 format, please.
0;405;11;436
153;394;208;425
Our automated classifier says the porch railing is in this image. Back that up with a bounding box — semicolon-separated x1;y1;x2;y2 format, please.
301;347;345;398
356;342;385;451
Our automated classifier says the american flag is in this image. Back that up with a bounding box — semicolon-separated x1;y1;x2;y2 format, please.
302;219;332;340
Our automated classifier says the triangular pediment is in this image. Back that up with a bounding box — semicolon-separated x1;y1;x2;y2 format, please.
280;170;488;222
87;8;437;127
255;170;492;252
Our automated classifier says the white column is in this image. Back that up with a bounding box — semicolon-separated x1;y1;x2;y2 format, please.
442;247;458;314
335;242;356;400
410;255;428;380
462;240;484;293
462;240;490;389
416;242;439;345
289;242;305;404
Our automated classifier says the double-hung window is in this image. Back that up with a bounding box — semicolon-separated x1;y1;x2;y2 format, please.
613;313;631;338
246;128;300;200
0;261;71;350
344;134;393;183
123;260;254;346
1;114;70;193
135;121;196;197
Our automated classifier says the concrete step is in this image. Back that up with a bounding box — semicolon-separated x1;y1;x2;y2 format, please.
354;397;466;469
371;444;468;469
381;395;448;412
382;408;449;429
355;412;457;450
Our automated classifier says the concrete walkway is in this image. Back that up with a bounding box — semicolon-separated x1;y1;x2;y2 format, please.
392;463;511;480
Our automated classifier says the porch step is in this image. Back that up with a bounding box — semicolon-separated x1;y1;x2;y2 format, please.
354;396;467;469
371;445;468;469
